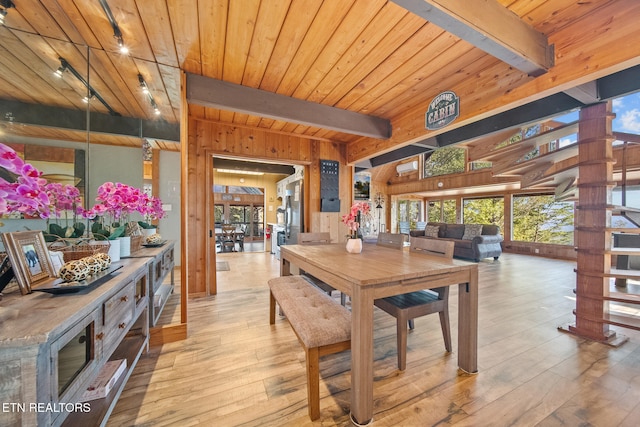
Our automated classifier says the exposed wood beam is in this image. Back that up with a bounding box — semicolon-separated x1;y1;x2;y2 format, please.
564;81;600;105
391;0;553;76
212;158;294;175
186;73;391;139
0;99;180;142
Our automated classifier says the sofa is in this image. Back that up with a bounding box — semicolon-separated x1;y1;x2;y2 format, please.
409;222;503;261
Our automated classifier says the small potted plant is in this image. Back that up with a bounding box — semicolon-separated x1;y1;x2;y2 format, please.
341;201;371;253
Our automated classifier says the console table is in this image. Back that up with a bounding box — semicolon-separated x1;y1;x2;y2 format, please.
126;240;175;327
0;257;150;427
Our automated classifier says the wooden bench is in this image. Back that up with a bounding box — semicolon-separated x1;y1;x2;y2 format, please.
268;275;351;420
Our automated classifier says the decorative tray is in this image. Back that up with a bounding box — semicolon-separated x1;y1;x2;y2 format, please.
142;240;167;248
32;264;124;294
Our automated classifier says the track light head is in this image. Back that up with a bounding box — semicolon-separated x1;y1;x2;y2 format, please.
0;0;14;25
54;66;65;78
138;74;149;93
115;34;128;54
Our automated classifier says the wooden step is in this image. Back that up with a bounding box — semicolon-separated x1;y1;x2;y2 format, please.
606;268;640;280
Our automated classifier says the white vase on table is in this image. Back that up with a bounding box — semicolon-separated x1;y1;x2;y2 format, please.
119;236;131;257
107;238;121;262
346;238;363;254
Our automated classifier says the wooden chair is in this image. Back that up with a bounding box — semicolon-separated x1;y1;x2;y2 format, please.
376;232;405;249
220;225;237;252
374;237;454;370
298;232;346;305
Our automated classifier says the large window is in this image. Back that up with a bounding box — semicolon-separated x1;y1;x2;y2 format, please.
463;197;504;231
512;194;574;244
423;146;465;177
397;200;421;229
427;199;456;223
214;205;224;224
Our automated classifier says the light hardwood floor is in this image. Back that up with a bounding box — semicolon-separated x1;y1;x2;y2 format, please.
109;252;640;426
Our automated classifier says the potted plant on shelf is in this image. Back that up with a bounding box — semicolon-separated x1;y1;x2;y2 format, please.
85;182;165;257
342;201;371;254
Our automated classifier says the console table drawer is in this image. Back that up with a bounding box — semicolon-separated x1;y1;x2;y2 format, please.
102;284;135;353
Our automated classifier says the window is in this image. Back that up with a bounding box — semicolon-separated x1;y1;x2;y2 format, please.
251;206;264;237
427;199;456;223
443;200;456;223
427;201;442;223
229;205;251;224
423;146;465;177
463;197;504;231
214;205;224;224
512;194;574;244
398;200;421;229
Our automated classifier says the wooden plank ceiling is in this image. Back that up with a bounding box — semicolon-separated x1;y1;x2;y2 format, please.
0;0;638;162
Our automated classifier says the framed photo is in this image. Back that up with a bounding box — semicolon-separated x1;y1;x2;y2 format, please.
354;172;371;200
1;231;55;294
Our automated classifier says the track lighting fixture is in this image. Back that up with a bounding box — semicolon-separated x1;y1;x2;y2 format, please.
0;0;14;25
138;73;161;116
54;64;66;78
55;57;120;116
98;0;128;54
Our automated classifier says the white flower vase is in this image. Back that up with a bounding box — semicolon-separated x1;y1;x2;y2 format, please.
108;238;121;262
119;236;131;257
346;238;363;254
142;228;157;237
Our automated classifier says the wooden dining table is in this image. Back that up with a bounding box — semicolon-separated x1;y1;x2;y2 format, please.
279;243;478;425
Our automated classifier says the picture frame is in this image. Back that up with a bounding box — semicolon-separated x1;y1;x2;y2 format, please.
1;231;56;295
354;172;371;200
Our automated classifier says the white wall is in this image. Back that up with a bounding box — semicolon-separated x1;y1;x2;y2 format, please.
87;144;144;204
158;151;181;265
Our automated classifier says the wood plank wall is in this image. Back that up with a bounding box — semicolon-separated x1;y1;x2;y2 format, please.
183;119;351;296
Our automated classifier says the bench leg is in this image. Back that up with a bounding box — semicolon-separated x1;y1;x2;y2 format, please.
305;347;320;420
269;291;276;325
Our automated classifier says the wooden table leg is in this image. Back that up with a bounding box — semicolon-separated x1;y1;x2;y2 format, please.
280;255;291;277
457;265;478;373
350;285;375;425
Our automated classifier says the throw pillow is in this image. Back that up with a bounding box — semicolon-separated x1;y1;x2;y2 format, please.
425;225;440;238
462;224;483;240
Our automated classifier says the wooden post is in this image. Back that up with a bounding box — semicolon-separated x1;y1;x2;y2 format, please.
561;101;627;346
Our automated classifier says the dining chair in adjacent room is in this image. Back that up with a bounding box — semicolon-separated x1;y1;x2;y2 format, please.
298;232;346;305
235;224;246;252
220;225;237;252
374;236;454;370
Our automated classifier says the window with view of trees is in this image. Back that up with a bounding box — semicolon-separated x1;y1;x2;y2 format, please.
398;200;421;229
463;197;504;231
214;205;224;224
423;146;466;177
427;199;456;223
512;194;574;244
443;200;456;223
427;200;441;223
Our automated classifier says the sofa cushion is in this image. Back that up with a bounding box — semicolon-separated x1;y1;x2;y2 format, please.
425;225;440;238
444;224;465;240
462;224;483;240
482;224;500;235
427;222;447;238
